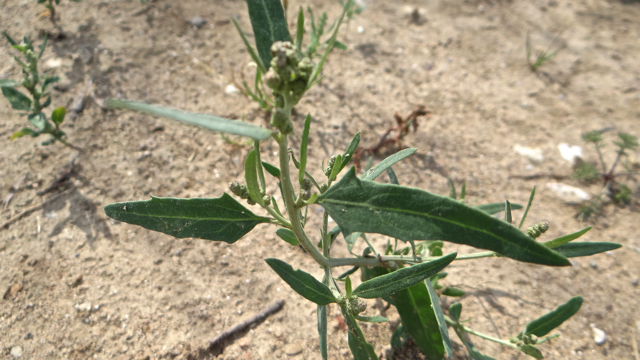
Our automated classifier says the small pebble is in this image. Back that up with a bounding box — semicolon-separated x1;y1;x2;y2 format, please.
24;333;32;340
188;17;207;28
284;343;303;356
632;278;639;287
591;323;606;345
10;346;22;358
225;84;240;95
75;301;92;312
589;261;598;270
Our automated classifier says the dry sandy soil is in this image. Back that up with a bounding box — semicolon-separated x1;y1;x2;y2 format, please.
1;0;639;359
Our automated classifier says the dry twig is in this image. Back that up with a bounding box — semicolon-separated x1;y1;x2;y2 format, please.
208;300;285;350
1;188;72;230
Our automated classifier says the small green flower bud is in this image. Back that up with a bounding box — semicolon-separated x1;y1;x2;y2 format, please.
298;57;313;78
247;198;256;205
320;183;329;193
270;108;293;134
264;68;282;90
262;195;271;206
347;297;367;315
229;182;247;198
526;221;550;238
274;94;285;108
300;189;311;201
301;178;312;191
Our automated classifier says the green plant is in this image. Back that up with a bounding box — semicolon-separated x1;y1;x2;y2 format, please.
37;0;82;23
526;32;560;72
103;1;622;359
1;33;76;149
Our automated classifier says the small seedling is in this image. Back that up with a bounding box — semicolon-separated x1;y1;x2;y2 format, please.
37;0;82;23
1;32;76;149
526;32;561;72
103;1;621;359
575;130;638;219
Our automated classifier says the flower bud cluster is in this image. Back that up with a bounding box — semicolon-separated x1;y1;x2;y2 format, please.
265;41;314;134
229;181;270;206
324;155;337;177
526;221;549;238
347;296;367;315
299;178;313;201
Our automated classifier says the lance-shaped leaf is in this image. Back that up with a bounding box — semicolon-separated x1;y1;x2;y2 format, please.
2;87;32;111
553;242;621;258
543;227;591;248
245;150;264;205
318;168;570;266
104;194;270;243
275;228;299;246
518;296;583;339
265;258;336;305
426;278;454;358
391;279;445;359
354;315;388;323
475;202;523;215
0;79;19;87
107;99;273;140
340;304;378;360
361;148;416;181
246;0;291;70
262;161;281;178
340;132;361;172
353;253;457;298
520;344;543;359
11;128;38;140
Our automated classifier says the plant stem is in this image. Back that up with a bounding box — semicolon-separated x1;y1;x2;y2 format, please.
326;251;501;268
277;135;328;267
594;143;607;173
445;315;520;350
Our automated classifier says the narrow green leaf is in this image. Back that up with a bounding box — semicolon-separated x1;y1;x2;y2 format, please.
41;96;51;109
106;99;273;141
28;112;47;130
299;114;311;184
353;253;457;298
386;167;399;185
328;154;343;182
0;79;19;87
520;296;583;338
442;287;465;297
246;0;292;70
553;242;621;258
245;150;264;205
104;194;270;243
318;305;328;360
42;75;59;91
460;183;466;201
518;186;536;229
340;132;361;172
354;315;388;323
391;324;408;348
2;87;32;110
275;228;299;246
295;7;304;53
319;168;570;266
520;344;544;359
265;258;336;305
51;107;66;125
425;278;454;358
345;232;361;252
37;33;48;59
332;40;348;50
448;178;456;199
262;161;281;178
340;305;378;360
231;17;267;73
361;148;416;181
3;31;17;45
543;227;591;248
449;303;462;322
475;202;523;215
504;200;513;224
253;141;267;191
10;128;38;140
345;276;353;297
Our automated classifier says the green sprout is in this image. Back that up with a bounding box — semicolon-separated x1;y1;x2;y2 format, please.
37;0;82;23
1;32;77;149
526;32;561;71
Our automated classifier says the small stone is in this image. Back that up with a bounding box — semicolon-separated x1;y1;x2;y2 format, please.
76;301;92;312
589;261;598;270
514;145;544;164
545;182;591;204
225;84;240;95
284;343;303;356
591;324;606;345
24;333;32;340
10;346;23;358
632;278;639;287
188;17;208;28
558;143;583;164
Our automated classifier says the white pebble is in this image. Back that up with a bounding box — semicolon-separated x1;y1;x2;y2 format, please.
591;323;606;345
357;26;364;34
225;84;240;95
558;143;583;165
546;182;591;204
514;145;544;163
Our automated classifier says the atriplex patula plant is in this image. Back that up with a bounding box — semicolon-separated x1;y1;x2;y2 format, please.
574;130;638;220
103;1;621;359
1;32;75;149
38;0;82;23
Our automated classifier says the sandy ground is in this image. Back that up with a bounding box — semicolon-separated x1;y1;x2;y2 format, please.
1;0;639;359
